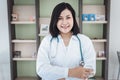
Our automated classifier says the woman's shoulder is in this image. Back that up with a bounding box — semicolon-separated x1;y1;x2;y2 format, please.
77;34;90;39
41;34;52;42
76;34;93;46
77;33;91;42
44;34;52;39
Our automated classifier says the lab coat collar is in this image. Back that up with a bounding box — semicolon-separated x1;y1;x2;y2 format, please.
57;34;78;41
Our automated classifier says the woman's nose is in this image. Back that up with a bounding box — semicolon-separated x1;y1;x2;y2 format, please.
62;19;67;24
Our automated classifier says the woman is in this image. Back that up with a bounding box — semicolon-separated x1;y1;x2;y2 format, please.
36;2;96;80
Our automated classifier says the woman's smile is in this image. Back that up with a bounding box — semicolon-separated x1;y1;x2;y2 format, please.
61;24;69;29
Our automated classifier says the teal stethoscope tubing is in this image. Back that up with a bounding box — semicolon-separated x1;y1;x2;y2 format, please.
50;35;84;66
76;35;85;66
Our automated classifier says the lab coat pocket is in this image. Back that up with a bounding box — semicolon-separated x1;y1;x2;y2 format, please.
50;58;56;66
49;51;58;66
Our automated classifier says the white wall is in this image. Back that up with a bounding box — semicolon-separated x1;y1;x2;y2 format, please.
0;0;11;80
108;0;120;79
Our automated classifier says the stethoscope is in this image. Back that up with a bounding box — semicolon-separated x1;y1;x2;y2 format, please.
50;35;85;67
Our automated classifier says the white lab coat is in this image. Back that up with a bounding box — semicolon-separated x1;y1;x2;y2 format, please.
36;34;96;80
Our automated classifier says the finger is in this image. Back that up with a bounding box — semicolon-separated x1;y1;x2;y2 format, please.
85;68;93;72
83;75;88;80
84;72;90;78
58;78;65;80
84;78;88;80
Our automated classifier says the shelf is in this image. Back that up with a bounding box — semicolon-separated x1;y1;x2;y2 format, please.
11;21;35;24
12;40;36;43
91;39;107;42
83;21;107;24
96;57;106;60
38;33;49;36
38;35;107;43
13;57;106;61
89;76;104;80
13;58;36;61
95;76;104;80
15;77;37;80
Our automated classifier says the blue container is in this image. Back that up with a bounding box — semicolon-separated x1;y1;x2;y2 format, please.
88;14;96;21
82;14;89;21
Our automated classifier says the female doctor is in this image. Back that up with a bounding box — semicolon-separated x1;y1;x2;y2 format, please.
36;2;96;80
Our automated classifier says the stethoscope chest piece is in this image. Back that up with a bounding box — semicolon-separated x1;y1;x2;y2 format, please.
79;61;85;67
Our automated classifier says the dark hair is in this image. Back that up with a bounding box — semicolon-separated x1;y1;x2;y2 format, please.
49;2;80;37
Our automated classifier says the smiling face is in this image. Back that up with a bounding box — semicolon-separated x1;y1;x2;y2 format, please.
57;9;73;35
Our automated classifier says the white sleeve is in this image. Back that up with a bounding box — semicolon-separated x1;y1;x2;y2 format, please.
36;36;68;80
81;35;96;76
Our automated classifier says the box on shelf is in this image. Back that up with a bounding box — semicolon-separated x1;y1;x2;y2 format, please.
82;14;96;21
14;51;21;58
96;14;105;21
29;16;35;21
88;14;96;21
97;51;105;57
82;14;89;21
40;24;49;35
82;14;105;21
12;13;19;21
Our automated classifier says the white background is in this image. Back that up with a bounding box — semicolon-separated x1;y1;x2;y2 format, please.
109;0;120;79
0;0;11;80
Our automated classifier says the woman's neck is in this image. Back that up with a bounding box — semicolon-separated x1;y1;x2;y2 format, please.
60;32;72;46
60;32;72;39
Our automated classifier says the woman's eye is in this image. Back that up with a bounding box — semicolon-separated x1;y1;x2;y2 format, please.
58;17;62;20
66;17;71;19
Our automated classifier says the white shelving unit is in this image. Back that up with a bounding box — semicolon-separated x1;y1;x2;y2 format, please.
80;0;110;80
12;57;106;61
91;39;107;42
11;21;35;24
15;77;37;80
83;21;107;24
96;57;106;60
12;40;36;43
7;0;110;80
7;0;40;80
13;58;36;61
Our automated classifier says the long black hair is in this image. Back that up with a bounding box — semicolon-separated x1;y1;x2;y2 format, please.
49;2;80;37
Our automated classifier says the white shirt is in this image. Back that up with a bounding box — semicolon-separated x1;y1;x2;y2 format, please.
36;34;96;80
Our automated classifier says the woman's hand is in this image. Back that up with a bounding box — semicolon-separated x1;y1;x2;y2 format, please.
58;78;65;80
68;66;93;79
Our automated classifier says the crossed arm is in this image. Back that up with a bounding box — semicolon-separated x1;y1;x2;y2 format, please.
59;66;93;80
